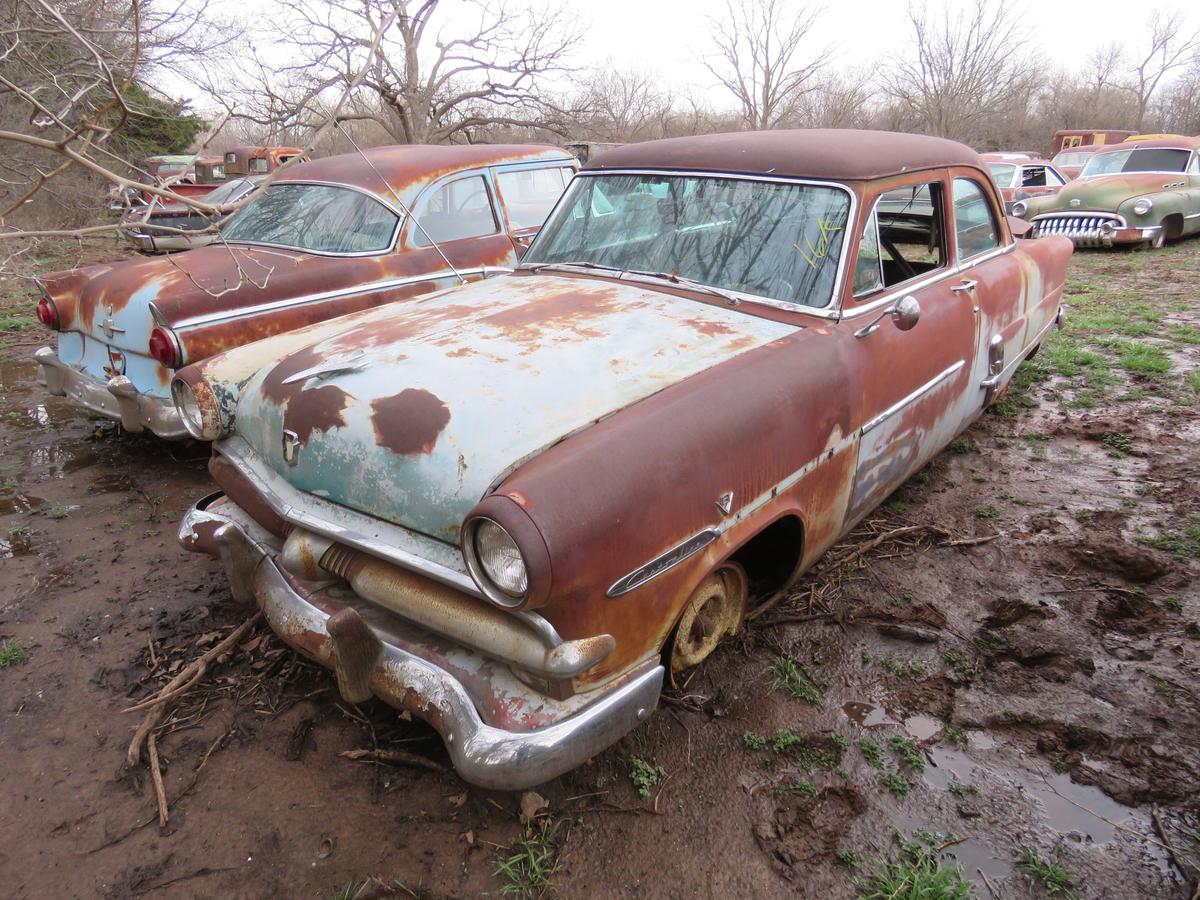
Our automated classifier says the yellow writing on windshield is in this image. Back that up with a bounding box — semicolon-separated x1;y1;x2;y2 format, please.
795;215;844;270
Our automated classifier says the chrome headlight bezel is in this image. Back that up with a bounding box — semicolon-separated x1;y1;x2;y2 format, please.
463;516;528;608
171;376;227;441
1011;200;1028;218
1132;197;1154;216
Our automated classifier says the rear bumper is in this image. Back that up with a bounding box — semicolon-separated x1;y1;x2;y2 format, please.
178;493;662;790
34;346;187;439
125;229;214;253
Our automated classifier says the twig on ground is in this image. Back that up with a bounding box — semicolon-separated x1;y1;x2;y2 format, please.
1153;806;1196;882
977;866;1002;899
147;733;168;828
339;748;447;774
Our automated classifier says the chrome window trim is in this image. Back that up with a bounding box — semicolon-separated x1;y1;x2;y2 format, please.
221;179;404;257
407;171;502;249
955;241;1015;273
538;168;858;320
171;268;486;331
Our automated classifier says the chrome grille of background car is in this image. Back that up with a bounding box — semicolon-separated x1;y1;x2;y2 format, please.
1032;213;1123;246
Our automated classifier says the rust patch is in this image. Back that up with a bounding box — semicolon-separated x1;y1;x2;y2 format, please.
681;317;739;338
282;385;352;443
370;389;451;455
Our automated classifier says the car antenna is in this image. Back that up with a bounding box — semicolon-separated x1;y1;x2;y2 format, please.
336;122;468;285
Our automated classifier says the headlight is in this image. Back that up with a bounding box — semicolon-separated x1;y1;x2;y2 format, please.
464;517;528;606
1133;197;1153;216
1011;200;1028;218
171;376;227;441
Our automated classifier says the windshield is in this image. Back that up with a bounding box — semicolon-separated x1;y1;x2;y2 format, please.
221;183;399;254
1052;151;1089;167
1081;148;1192;177
203;178;255;206
987;164;1017;187
523;173;851;309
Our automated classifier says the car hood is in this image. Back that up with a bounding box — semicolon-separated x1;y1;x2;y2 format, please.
228;274;802;544
1043;172;1189;212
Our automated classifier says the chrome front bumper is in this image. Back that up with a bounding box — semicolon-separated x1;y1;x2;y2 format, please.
34;346;188;439
178;494;663;790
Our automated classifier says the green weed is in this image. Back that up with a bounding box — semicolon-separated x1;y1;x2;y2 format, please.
628;757;665;798
1016;845;1081;899
974;504;999;519
858;833;973;900
0;640;30;668
879;772;912;798
889;736;926;773
769;655;823;706
859;737;885;770
495;819;562;899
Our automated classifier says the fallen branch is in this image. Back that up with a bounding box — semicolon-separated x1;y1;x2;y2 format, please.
1153;805;1196;882
125;614;261;767
339;748;447;774
148;733;169;829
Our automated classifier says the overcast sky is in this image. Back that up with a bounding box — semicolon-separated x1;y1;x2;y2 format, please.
176;0;1197;113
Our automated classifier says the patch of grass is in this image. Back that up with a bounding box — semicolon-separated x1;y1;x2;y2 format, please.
766;729;839;771
1152;677;1184;699
327;880;370;900
768;655;823;706
859;737;886;770
942;648;978;680
46;505;71;519
1016;845;1081;899
858;833;973;900
1100;432;1133;455
0;314;37;332
1139;524;1200;560
743;731;768;751
7;525;31;537
948;437;976;454
836;849;860;869
883;498;907;516
1160;597;1182;613
1114;340;1172;376
944;725;967;748
1022;432;1052;443
778;779;817;797
495;819;561;899
879;772;912;798
1185;370;1200;394
628;757;665;799
0;640;30;668
1167;324;1200;344
948;782;978;799
974;504;999;519
881;656;926;678
889;736;926;773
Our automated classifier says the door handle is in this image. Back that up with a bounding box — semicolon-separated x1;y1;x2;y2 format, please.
951;279;977;294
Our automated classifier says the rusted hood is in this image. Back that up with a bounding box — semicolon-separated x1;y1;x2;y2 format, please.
40;244;367;354
1055;172;1189;210
228;275;802;544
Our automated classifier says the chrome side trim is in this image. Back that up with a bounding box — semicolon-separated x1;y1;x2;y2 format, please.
956;241;1015;273
861;360;966;435
606;529;719;598
172;268;484;331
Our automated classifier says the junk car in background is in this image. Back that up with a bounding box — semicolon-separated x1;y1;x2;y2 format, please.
981;153;1067;212
171;129;1071;789
222;145;307;176
1013;137;1200;248
34;143;577;438
121;176;264;254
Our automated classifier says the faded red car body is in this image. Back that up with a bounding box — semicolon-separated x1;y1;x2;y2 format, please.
981;152;1067;212
222;145;307;176
35;143;577;438
172;130;1072;789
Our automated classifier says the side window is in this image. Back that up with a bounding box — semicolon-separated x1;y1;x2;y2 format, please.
1046;167;1066;186
413;175;499;246
952;178;1000;260
852;209;884;297
870;181;948;290
248;157;269;174
1021;166;1047;188
496;167;567;230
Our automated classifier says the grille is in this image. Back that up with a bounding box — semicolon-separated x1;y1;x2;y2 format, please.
1033;213;1123;246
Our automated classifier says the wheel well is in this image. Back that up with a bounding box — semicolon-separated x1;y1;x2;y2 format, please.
1162;213;1185;240
729;515;805;596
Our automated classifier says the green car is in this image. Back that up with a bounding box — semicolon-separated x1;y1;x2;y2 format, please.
1013;138;1200;249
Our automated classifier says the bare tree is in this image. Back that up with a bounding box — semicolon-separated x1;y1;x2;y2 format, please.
1124;9;1200;131
883;0;1041;143
225;0;582;145
702;0;830;130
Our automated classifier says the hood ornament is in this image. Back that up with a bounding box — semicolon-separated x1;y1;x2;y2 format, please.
715;491;734;516
282;429;301;466
1069;198;1081;208
281;350;368;386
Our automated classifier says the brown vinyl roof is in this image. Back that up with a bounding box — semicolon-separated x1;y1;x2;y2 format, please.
585;130;984;181
1093;137;1200;153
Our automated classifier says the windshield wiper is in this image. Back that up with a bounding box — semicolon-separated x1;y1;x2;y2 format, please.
623;270;742;306
521;261;627;274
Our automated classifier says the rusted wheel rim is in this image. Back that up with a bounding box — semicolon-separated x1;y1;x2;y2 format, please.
670;563;749;676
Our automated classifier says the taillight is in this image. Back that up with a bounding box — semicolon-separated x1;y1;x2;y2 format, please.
149;326;182;368
36;296;59;330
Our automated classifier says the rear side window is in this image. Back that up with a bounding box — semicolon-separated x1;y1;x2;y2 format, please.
413;175;499;246
1020;166;1047;188
953;178;1000;260
497;167;569;229
867;181;947;291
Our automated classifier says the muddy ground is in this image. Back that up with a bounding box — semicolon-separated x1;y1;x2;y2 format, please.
1;237;1198;899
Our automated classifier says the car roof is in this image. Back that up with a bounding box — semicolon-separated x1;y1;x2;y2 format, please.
1094;137;1200;154
585;130;984;181
982;154;1055;167
276;143;575;209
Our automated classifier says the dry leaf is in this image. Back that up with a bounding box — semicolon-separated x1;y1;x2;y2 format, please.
462;830;476;845
194;631;221;647
448;791;468;808
519;791;547;823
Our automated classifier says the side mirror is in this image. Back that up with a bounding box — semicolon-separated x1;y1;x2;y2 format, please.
891;295;921;331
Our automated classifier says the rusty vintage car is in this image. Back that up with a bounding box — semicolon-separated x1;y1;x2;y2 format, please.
1013;137;1200;248
35;144;577;438
171;130;1071;789
122;176;264;254
981;153;1067;213
222;145;307;176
